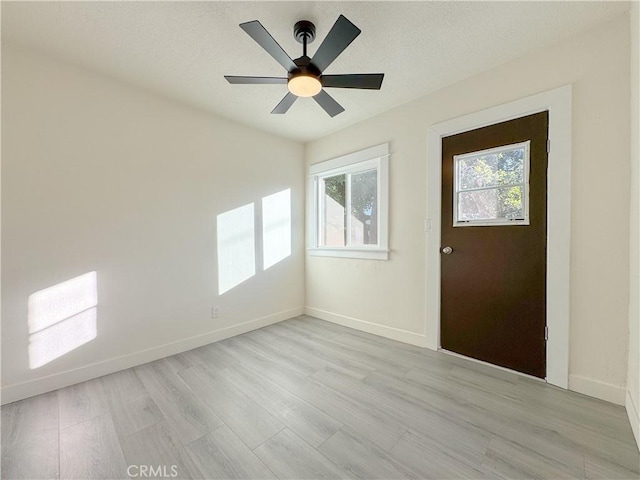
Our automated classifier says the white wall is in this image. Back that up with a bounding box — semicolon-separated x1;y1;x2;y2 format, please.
1;44;305;404
306;15;631;402
627;0;640;449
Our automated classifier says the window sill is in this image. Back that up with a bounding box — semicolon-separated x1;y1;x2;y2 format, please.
453;219;530;227
308;247;389;260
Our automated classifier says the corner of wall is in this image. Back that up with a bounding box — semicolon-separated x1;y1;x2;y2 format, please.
627;0;640;450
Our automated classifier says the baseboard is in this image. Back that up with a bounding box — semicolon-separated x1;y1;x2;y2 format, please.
304;307;427;347
1;306;304;405
626;390;640;450
568;374;626;405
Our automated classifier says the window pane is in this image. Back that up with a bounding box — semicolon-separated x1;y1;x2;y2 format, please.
322;174;346;246
458;146;524;191
350;169;378;245
458;186;524;221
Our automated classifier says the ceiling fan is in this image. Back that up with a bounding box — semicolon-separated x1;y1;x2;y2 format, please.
224;15;384;117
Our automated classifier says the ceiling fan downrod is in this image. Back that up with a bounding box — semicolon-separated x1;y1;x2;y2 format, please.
294;20;316;57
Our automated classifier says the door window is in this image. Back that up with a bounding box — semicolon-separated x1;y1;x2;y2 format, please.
453;141;530;226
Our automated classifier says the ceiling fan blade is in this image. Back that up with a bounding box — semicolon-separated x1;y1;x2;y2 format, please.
322;73;384;90
240;20;296;72
311;15;361;73
225;76;287;84
271;92;298;114
313;90;345;117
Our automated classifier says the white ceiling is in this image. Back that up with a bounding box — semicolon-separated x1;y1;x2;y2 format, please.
2;1;629;142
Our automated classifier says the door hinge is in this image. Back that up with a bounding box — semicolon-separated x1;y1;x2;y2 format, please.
544;326;549;341
546;139;550;153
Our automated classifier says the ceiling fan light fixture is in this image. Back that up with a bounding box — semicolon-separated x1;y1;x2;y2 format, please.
288;73;322;97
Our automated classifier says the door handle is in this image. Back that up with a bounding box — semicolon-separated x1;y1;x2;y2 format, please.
441;246;453;255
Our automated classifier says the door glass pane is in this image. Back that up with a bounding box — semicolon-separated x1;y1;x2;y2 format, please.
458;146;525;190
350;169;378;245
322;174;346;246
458;186;524;221
454;141;529;226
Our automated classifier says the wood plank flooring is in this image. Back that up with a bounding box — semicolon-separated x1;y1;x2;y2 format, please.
2;316;639;479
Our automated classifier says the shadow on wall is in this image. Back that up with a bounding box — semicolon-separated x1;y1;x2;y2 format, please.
217;188;292;295
28;271;98;369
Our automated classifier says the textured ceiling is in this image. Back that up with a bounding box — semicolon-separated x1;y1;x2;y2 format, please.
2;1;629;142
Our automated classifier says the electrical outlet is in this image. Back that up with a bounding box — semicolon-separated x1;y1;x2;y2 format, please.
212;306;220;318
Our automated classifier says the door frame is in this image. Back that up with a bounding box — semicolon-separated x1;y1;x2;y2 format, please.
426;85;572;389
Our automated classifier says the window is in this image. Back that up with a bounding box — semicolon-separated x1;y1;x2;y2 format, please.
453;141;530;227
309;143;389;259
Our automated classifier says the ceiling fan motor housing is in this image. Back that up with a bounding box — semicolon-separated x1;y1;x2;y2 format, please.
289;56;321;80
288;56;322;97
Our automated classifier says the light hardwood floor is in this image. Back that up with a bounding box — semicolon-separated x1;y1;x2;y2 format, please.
2;316;639;479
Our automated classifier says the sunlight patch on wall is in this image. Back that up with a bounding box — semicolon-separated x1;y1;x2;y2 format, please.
28;271;98;369
217;203;256;295
262;189;291;270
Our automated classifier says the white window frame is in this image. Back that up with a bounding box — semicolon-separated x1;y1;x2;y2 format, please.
308;143;389;260
453;141;531;227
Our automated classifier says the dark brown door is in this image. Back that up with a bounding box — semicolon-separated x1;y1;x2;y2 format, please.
440;112;548;378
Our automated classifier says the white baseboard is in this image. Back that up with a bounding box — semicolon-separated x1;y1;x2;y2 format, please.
627;390;640;450
1;307;304;405
568;374;626;405
304;307;427;347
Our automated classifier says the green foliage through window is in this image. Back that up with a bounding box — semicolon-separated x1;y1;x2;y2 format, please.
456;145;527;222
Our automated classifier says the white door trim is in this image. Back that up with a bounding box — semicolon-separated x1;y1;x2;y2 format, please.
426;85;572;389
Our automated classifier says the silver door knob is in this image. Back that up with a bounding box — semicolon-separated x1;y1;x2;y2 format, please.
441;246;453;255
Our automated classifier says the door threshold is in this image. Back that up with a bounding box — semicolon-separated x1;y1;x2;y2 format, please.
438;348;546;383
